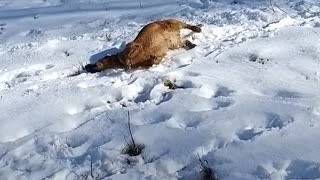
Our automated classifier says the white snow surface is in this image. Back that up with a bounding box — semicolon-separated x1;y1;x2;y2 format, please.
1;0;320;179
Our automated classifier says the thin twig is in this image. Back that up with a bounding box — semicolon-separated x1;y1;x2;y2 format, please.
124;136;130;146
78;60;85;70
106;113;114;123
269;0;288;15
90;156;94;179
262;19;282;29
67;61;86;77
275;4;288;15
269;0;275;13
197;153;205;167
127;111;136;148
139;0;142;8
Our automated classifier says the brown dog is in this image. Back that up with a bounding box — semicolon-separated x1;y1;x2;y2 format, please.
85;19;201;73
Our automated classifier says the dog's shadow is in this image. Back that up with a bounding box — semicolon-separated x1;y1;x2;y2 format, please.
89;42;126;64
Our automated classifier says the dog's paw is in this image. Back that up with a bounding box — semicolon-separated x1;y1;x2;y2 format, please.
183;40;197;50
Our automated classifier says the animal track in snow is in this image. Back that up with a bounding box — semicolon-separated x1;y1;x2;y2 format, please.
248;53;271;65
286;159;320;179
237;128;264;141
255;161;289;179
214;86;235;98
163;71;217;99
255;159;320;179
165;114;202;129
237;113;294;141
25;29;43;38
45;64;55;69
275;90;303;99
0;64;55;90
265;113;294;130
64;133;90;149
213;99;234;110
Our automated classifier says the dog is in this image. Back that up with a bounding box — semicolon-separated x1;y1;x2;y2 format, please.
85;19;202;73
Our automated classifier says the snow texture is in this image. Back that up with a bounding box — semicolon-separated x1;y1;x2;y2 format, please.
0;0;320;179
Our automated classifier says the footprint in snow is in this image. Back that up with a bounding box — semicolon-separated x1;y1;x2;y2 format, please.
209;86;235;110
237;113;294;141
255;161;289;179
213;86;235;98
285;159;320;179
265;113;294;130
274;90;303;99
237;128;263;141
248;53;271;65
25;29;43;38
64;133;90;149
213;99;234;110
255;159;320;180
0;64;55;90
165;114;202;129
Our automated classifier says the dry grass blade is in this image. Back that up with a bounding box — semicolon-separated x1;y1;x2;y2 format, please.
68;61;86;77
122;111;144;156
197;153;217;180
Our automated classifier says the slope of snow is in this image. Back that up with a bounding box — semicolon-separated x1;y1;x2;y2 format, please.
0;0;320;179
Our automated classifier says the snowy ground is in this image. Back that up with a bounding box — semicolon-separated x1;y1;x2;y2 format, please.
1;0;320;179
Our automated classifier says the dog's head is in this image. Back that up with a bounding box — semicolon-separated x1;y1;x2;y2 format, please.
85;55;121;73
85;61;105;73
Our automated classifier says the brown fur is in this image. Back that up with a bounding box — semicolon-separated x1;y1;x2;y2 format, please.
85;19;201;73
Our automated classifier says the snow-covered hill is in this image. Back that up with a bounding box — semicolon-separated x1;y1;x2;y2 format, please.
0;0;320;179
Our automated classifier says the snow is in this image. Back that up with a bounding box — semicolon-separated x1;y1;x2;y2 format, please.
0;0;320;179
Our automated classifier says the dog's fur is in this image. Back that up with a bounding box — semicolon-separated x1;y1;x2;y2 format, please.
85;19;201;73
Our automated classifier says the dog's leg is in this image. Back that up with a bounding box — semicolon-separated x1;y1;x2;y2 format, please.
124;62;132;71
186;24;202;33
163;19;202;33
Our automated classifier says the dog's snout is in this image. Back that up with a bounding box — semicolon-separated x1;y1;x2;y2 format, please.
85;64;98;73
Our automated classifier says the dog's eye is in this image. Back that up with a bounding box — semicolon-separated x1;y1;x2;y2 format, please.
96;62;103;68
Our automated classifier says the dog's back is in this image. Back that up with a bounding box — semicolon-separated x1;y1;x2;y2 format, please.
133;19;185;56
